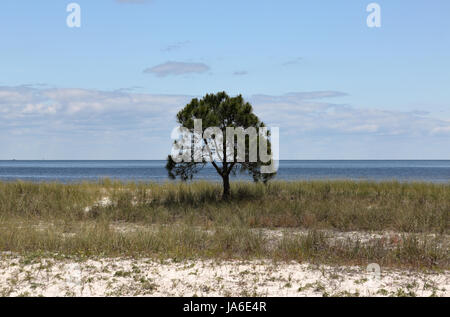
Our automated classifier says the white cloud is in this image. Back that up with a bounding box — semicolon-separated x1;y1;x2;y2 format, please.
0;86;191;137
431;126;450;135
249;92;450;137
143;61;210;77
1;86;448;138
0;86;449;159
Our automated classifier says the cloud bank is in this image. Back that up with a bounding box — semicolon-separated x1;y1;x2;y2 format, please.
0;86;449;159
249;91;449;136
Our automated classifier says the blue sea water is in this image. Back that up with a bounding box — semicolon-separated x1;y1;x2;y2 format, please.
0;160;449;183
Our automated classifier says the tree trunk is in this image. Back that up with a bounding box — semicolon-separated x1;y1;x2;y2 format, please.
222;174;230;200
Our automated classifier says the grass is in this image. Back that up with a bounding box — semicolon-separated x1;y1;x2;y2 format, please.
0;180;448;269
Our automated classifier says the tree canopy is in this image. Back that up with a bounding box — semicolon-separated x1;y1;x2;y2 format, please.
166;91;277;199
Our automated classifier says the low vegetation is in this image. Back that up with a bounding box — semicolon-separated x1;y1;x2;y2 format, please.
0;180;448;270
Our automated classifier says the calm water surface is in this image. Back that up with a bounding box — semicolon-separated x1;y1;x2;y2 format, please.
0;160;448;183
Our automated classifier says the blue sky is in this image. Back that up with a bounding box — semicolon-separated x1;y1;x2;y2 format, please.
1;0;449;159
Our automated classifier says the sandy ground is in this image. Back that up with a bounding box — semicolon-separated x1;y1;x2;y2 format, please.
1;196;446;297
0;253;448;297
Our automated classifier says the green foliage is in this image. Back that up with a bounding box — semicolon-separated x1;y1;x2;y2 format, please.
166;92;276;198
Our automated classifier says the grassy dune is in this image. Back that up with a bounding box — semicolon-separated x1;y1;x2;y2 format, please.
0;180;448;269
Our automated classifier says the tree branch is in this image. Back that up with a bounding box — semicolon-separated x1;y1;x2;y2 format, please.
204;139;223;176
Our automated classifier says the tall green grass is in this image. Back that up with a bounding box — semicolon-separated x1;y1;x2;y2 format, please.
3;180;447;233
0;220;447;269
0;180;448;269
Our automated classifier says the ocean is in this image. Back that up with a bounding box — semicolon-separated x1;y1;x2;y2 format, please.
0;160;449;183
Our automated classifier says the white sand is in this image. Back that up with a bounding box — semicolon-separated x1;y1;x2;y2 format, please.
0;253;448;297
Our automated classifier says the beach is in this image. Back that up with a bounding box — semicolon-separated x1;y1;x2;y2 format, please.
0;180;448;297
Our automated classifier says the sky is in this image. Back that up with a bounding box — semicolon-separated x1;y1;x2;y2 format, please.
1;0;449;160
